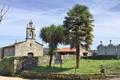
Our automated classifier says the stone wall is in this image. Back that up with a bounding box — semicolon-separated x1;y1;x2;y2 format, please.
15;40;43;57
4;46;15;57
37;56;49;65
14;57;38;73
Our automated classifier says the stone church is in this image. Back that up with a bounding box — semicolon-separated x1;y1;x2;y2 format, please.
0;21;43;58
97;40;120;55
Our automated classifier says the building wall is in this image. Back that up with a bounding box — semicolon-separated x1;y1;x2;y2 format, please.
0;48;2;58
116;45;120;55
97;45;106;55
3;46;15;57
80;48;92;56
106;45;116;55
15;40;43;57
97;44;120;55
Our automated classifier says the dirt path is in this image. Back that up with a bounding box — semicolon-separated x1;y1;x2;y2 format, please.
0;76;28;80
1;76;120;80
110;78;120;80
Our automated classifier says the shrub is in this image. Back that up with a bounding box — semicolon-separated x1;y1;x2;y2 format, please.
20;71;102;80
81;55;120;60
0;57;15;76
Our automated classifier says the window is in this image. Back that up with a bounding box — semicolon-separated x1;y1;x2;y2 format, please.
30;43;32;47
28;53;33;57
83;52;88;56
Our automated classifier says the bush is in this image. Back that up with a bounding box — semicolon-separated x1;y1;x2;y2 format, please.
81;55;120;60
20;71;103;80
0;57;15;76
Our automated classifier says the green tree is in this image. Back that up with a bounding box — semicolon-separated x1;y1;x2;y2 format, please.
40;25;64;67
63;4;94;68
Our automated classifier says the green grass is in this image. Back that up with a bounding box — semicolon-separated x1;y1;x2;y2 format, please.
31;58;120;74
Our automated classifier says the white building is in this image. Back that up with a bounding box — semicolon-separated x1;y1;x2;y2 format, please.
97;40;120;55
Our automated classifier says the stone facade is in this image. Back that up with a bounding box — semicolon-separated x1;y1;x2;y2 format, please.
80;47;92;56
15;40;43;57
0;21;43;58
97;40;120;55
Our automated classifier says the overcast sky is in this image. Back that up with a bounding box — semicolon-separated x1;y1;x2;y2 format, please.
0;0;120;50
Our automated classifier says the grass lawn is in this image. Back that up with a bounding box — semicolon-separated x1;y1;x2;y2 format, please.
31;58;120;74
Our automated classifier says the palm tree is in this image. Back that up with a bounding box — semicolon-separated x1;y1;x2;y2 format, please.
40;25;64;67
63;4;94;68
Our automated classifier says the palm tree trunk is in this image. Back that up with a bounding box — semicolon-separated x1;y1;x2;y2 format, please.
49;55;53;67
76;44;80;68
60;55;63;68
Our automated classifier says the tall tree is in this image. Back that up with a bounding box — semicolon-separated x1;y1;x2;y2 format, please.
40;25;64;67
63;4;94;68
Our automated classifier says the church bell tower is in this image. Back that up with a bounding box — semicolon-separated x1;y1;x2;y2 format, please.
26;20;36;40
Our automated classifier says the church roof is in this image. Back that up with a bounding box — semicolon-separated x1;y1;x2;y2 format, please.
1;40;43;49
97;41;105;48
107;40;115;47
35;41;43;46
2;44;15;48
108;43;115;47
97;44;105;48
2;41;26;48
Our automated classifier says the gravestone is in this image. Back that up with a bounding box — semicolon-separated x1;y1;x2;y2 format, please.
54;54;61;64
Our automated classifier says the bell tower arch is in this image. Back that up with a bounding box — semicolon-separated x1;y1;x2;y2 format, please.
26;20;36;40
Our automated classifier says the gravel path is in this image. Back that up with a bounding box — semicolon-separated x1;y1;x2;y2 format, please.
110;78;120;80
0;76;28;80
1;76;120;80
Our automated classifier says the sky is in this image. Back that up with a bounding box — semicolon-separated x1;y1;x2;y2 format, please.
0;0;120;50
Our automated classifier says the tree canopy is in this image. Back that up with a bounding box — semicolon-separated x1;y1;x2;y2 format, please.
63;4;94;68
63;4;94;50
40;24;64;67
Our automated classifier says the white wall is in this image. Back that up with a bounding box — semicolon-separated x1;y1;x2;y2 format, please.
116;45;120;55
97;45;106;55
106;45;116;55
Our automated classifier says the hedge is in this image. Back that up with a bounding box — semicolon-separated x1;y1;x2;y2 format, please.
0;57;15;76
81;55;120;60
20;71;105;80
0;56;39;76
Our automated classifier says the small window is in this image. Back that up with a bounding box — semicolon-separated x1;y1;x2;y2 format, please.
83;52;88;56
30;43;32;47
28;53;33;57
